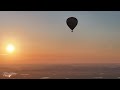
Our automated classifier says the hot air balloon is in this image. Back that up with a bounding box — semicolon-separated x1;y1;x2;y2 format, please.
66;17;78;32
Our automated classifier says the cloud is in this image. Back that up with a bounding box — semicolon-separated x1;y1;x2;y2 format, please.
0;54;8;55
2;72;17;78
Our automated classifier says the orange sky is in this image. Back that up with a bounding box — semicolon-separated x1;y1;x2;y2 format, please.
0;11;120;64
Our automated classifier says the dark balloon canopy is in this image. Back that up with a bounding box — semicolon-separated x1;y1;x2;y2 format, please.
66;17;78;32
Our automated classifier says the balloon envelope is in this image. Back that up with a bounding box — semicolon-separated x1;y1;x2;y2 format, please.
66;17;78;31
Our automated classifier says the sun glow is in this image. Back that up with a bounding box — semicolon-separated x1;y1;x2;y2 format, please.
6;44;15;53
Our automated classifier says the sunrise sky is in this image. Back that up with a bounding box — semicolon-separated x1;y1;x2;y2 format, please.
0;11;120;64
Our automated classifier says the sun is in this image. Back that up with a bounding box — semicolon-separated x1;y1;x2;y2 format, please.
6;44;15;53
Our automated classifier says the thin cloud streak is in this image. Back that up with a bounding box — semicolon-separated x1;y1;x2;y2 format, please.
0;54;8;55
